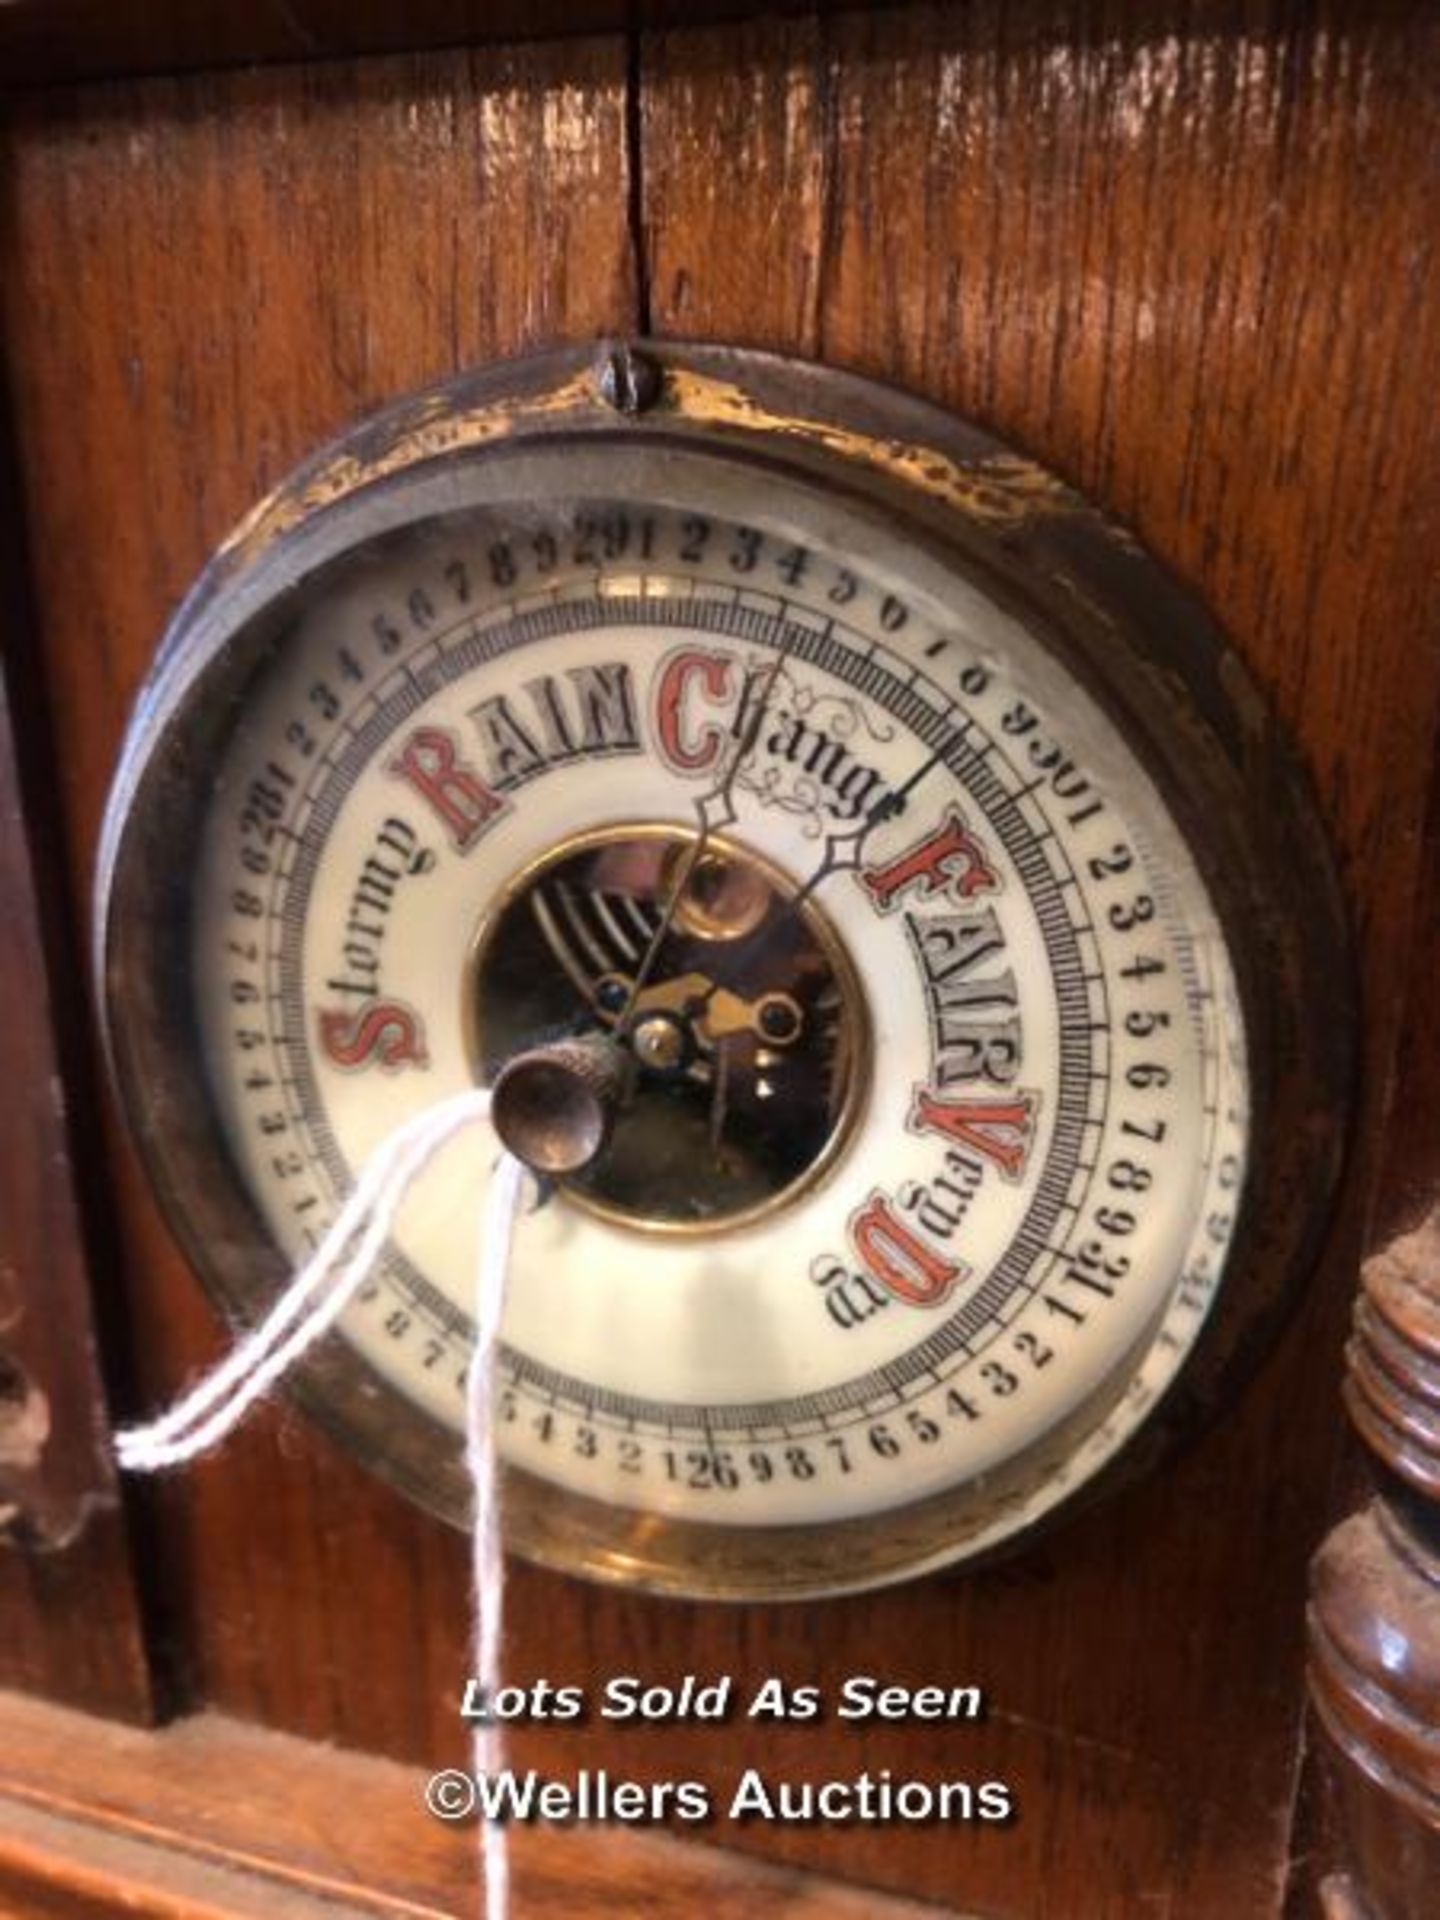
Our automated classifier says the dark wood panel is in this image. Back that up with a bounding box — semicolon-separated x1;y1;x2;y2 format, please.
0;1689;945;1918
1;8;1437;1919
1369;731;1440;1246
637;4;1440;1913
1306;1218;1440;1920
0;35;637;1748
0;669;151;1718
0;0;890;90
1294;684;1440;1917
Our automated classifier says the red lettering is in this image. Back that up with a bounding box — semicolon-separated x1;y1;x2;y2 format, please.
910;1090;1034;1179
860;809;998;910
849;1194;963;1307
388;727;506;850
652;647;735;772
318;1000;428;1072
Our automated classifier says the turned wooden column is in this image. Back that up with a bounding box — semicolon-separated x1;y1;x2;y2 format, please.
1308;1212;1440;1918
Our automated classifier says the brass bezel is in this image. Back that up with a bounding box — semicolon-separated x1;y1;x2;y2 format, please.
95;341;1354;1600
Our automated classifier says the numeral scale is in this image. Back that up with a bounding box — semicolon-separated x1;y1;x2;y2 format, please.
3;14;1434;1917
96;341;1350;1597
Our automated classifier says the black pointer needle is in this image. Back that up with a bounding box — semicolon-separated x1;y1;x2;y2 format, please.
618;649;788;1034
796;720;972;912
693;717;973;1015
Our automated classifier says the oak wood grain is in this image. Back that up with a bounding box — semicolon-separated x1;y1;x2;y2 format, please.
638;6;1440;1912
1307;1211;1440;1920
0;0;875;91
1290;556;1440;1920
0;31;636;1749
1302;748;1440;1919
0;665;152;1719
0;1688;949;1919
1;7;1437;1919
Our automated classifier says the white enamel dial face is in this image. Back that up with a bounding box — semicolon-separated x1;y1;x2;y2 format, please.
184;443;1249;1564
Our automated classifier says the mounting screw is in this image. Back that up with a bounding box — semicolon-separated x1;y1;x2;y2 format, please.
595;342;663;416
594;975;629;1016
630;1012;690;1075
757;995;802;1044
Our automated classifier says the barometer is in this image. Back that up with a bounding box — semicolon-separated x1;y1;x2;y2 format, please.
97;343;1349;1597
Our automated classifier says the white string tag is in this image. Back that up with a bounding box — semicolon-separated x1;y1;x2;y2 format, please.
116;1086;522;1920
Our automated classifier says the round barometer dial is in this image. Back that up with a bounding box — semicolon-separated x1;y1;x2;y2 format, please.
97;344;1350;1598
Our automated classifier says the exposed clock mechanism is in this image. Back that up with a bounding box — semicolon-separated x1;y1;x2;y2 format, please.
96;342;1350;1597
